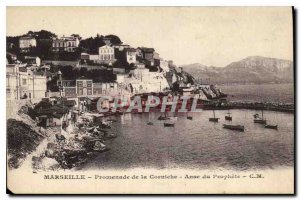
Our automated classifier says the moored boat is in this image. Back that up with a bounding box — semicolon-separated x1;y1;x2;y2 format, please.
253;110;266;124
254;119;267;124
209;110;219;122
187;116;193;120
225;111;232;121
164;122;175;127
223;124;244;131
158;115;167;120
265;124;278;129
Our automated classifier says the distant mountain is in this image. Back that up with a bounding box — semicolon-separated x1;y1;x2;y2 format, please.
181;56;293;84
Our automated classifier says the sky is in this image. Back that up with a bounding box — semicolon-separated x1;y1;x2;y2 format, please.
6;7;293;66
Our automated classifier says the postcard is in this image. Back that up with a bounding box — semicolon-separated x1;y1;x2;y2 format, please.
6;6;294;194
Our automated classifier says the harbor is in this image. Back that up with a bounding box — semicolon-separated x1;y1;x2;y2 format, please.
81;109;294;170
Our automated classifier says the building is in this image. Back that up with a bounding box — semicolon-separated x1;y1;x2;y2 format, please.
138;47;155;61
137;47;155;66
56;71;131;98
76;78;93;96
113;44;130;51
6;52;17;64
19;36;37;52
125;48;137;64
24;56;41;67
159;59;170;73
6;64;47;100
98;45;115;65
52;36;80;52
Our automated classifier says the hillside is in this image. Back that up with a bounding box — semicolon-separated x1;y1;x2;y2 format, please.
181;56;293;84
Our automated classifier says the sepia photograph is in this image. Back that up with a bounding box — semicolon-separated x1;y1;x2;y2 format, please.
6;6;294;194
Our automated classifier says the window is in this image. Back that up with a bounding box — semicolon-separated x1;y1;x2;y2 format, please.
78;89;83;95
22;78;27;85
87;81;92;87
77;81;83;87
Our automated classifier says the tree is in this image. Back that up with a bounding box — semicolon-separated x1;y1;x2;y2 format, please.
105;34;122;45
35;30;57;40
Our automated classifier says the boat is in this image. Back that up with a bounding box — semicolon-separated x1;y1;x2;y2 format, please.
164;122;175;127
265;124;278;129
225;111;232;121
158;115;168;120
187;116;193;120
187;112;193;120
253;110;266;124
223;124;245;131
209;110;219;122
168;116;178;121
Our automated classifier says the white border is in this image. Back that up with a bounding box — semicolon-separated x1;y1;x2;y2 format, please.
1;1;299;199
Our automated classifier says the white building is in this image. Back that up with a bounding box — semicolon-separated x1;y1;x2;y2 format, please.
6;64;47;100
98;45;115;65
52;36;80;52
24;56;41;67
125;48;137;64
113;44;130;51
19;37;37;52
159;59;170;73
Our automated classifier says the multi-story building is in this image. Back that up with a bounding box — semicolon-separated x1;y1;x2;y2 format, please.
98;45;116;65
138;47;155;61
125;48;137;64
57;72;131;98
24;56;41;67
19;36;37;52
137;47;155;66
113;44;130;51
6;64;47;100
52;36;80;52
76;78;93;96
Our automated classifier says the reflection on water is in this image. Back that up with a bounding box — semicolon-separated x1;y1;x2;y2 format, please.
83;110;294;171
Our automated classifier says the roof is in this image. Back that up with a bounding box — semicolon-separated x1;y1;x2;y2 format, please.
19;36;35;40
61;100;76;106
140;47;155;53
25;56;39;60
125;48;136;52
138;47;155;52
77;76;92;80
34;71;53;77
36;104;69;117
53;36;77;42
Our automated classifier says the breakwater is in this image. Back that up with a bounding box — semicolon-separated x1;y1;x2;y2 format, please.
204;101;294;113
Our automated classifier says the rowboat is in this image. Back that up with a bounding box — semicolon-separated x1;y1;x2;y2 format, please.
164;122;175;127
225;111;232;121
253;110;266;124
209;110;219;122
265;124;278;129
223;124;244;132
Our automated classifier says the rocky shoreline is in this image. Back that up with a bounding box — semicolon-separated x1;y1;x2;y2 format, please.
7;102;117;171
